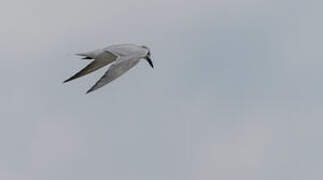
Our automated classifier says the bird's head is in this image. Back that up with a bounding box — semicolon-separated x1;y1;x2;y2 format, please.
141;45;154;69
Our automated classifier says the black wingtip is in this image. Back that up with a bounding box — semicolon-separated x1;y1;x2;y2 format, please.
63;78;72;83
86;87;94;94
82;57;93;60
86;89;92;94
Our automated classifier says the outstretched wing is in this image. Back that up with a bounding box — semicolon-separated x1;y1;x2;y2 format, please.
64;51;117;83
86;56;141;94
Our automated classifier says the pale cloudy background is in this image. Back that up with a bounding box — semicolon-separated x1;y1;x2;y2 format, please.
1;0;322;179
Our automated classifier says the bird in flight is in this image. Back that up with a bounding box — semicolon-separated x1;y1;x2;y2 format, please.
64;44;154;94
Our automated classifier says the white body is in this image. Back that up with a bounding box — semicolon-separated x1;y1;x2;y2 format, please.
64;44;152;93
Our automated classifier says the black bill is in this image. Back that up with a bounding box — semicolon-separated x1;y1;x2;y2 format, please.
146;56;154;68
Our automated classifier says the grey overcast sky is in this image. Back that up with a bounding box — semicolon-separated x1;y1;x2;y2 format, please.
1;0;323;179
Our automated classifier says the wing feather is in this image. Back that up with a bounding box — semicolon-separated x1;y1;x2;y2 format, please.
64;51;117;83
86;57;140;93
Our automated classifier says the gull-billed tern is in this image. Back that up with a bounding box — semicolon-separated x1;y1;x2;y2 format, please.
64;44;153;94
